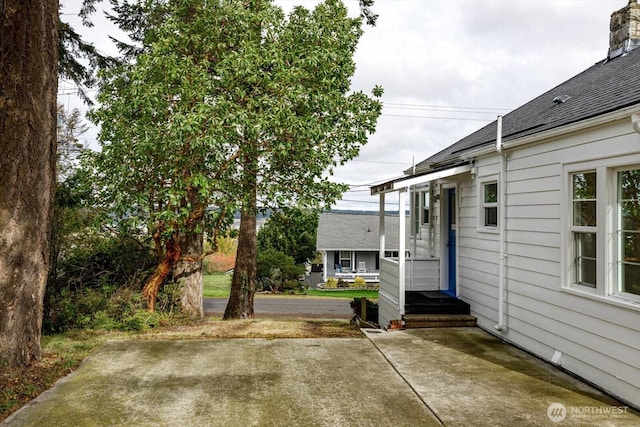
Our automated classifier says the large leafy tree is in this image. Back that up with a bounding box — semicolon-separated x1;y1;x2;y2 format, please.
221;0;382;319
89;0;237;315
0;0;60;366
90;0;381;318
257;208;319;266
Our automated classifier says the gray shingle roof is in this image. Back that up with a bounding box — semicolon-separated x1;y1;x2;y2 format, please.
411;47;640;172
316;212;407;251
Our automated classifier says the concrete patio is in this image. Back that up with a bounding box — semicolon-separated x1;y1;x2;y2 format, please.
3;327;638;426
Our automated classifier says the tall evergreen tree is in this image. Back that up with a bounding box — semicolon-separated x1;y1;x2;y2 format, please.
0;0;60;366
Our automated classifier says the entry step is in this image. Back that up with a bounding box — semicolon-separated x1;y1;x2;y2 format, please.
402;314;477;329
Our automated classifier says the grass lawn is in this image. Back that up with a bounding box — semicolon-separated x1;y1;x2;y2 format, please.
203;274;377;300
203;273;232;297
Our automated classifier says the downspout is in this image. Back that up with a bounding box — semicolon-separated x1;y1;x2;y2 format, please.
495;115;508;332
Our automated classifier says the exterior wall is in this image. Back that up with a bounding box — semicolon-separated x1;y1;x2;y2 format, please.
456;119;640;408
379;258;401;328
406;258;440;291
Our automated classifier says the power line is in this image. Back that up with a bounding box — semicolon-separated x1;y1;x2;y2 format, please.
382;113;493;122
384;102;511;112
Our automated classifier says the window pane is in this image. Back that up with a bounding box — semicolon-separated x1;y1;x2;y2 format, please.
573;200;596;226
574;233;596;287
618;169;640;200
573;172;596;199
619;262;640;296
484;183;497;203
620;201;640;230
484;207;497;227
617;168;640;296
620;231;640;262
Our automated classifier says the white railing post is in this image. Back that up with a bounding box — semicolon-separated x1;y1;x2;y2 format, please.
398;189;406;315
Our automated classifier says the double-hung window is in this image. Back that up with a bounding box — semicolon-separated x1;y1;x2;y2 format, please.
571;171;597;287
564;160;640;304
616;167;640;297
478;178;498;230
422;193;430;225
339;251;352;269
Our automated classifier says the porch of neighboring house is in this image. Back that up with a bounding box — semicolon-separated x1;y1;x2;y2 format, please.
373;168;477;329
323;250;380;283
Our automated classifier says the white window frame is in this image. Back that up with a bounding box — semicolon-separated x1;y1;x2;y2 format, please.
422;191;430;226
339;251;352;270
561;155;640;307
411;187;430;237
477;175;499;232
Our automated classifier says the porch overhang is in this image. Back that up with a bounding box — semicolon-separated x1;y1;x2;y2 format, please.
370;163;471;195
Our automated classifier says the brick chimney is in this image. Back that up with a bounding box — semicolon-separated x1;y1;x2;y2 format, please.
609;0;640;58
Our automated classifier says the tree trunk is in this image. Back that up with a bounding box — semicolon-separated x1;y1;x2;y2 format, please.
142;237;181;312
223;209;257;319
174;231;204;319
0;0;59;366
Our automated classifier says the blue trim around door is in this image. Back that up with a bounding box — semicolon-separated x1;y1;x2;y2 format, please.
444;188;457;297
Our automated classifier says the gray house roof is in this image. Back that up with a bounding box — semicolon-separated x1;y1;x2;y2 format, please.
316;212;407;251
409;45;640;174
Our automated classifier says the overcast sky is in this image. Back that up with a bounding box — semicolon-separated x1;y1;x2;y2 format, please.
59;0;626;211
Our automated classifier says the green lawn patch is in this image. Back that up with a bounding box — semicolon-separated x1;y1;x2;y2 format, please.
203;273;231;298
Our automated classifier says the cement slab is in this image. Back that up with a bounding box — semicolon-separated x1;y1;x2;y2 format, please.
364;327;640;426
4;327;639;426
2;338;440;427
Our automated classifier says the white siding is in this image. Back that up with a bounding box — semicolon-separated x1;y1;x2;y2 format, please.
455;119;640;408
379;258;401;328
406;258;440;291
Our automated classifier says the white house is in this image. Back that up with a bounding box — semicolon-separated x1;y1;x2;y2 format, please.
372;1;640;409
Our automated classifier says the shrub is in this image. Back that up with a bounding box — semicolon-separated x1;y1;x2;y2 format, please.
350;298;379;323
43;234;184;333
325;277;337;289
256;248;304;292
203;252;235;274
353;277;366;289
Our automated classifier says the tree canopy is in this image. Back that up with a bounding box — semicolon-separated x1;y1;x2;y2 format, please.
257;208;319;266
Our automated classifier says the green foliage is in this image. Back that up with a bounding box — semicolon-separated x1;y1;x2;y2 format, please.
43;235;183;333
350;298;379;323
325;277;338;289
256;249;304;292
257;208;319;265
353;277;366;289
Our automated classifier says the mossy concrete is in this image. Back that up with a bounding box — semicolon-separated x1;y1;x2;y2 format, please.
365;328;640;426
2;338;440;426
4;328;639;426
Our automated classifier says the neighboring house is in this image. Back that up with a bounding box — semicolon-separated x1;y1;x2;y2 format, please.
371;1;640;409
316;212;408;283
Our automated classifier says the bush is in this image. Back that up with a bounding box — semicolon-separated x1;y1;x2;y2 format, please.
325;277;337;289
350;298;379;323
353;277;366;289
203;252;235;274
43;235;181;333
256;248;304;292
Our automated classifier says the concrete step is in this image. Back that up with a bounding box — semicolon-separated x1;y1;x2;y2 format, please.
403;314;477;329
